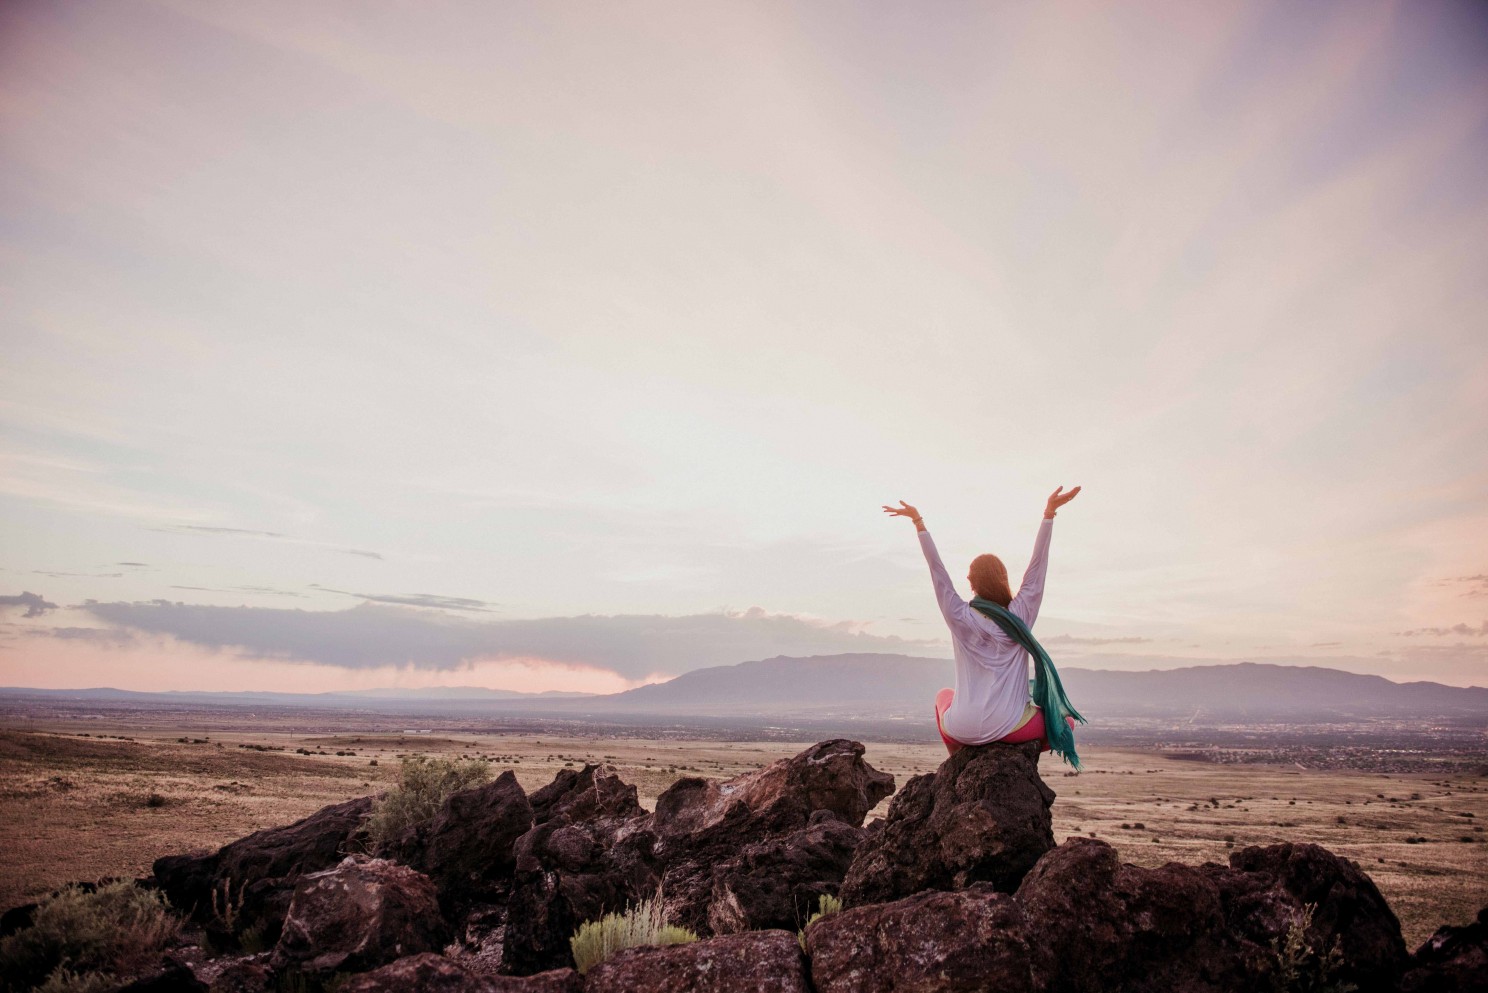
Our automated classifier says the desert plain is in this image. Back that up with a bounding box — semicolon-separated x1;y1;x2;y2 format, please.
1;718;1484;950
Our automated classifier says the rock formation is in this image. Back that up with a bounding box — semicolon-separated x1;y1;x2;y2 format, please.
839;739;1054;907
6;735;1470;992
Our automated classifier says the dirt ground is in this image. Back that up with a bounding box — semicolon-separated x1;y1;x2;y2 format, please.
1;726;1482;949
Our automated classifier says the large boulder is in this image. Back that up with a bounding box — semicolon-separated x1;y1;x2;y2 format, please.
153;795;373;948
1015;837;1242;992
336;952;582;993
1207;842;1409;993
270;856;447;977
630;739;893;935
583;929;810;993
381;770;534;911
805;883;1049;993
501;764;653;976
1401;905;1488;993
838;740;1053;907
707;811;865;934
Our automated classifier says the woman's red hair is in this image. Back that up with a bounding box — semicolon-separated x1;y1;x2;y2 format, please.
969;554;1012;607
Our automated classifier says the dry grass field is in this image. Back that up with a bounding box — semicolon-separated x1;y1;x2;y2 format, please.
1;725;1483;948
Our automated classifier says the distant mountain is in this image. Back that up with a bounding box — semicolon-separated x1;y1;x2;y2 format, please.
497;655;1488;721
3;657;1484;722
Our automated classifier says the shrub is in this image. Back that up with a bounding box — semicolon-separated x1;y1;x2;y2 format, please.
569;888;697;975
1267;902;1357;993
364;754;492;848
797;893;842;950
0;881;180;992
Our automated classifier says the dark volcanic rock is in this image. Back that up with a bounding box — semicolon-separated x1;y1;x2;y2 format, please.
113;963;209;992
153;795;372;947
805;883;1049;993
336;952;582;993
382;771;534;910
583;929;810;993
838;740;1053;907
1209;842;1409;993
501;764;652;976
270;856;447;976
707;812;864;934
637;739;893;935
1401;905;1488;993
1015;837;1241;993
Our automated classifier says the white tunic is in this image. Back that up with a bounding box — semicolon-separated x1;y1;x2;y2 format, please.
919;519;1052;744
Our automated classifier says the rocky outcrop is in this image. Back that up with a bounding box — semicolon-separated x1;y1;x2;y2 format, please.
839;740;1053;907
582;929;811;993
270;856;447;977
1401;905;1488;993
707;810;865;934
336;953;582;993
500;764;653;976
805;883;1049;993
503;740;894;973
153;795;373;948
1210;841;1409;992
381;770;535;911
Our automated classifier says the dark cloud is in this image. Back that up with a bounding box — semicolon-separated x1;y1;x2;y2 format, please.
1043;634;1153;646
1310;641;1343;648
65;600;941;680
33;570;124;578
116;562;149;567
1435;574;1488;597
1;592;59;618
1396;622;1488;637
309;584;496;612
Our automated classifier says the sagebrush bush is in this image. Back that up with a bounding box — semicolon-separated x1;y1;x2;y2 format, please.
364;754;492;847
1268;902;1357;993
0;881;180;993
569;890;697;975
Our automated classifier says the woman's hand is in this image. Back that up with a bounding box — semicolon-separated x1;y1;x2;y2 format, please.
1045;485;1081;518
882;500;922;522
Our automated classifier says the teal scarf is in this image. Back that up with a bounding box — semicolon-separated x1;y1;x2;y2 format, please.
969;597;1087;771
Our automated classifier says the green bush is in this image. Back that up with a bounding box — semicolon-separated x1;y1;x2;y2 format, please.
1268;902;1357;993
364;754;492;848
798;893;842;950
0;881;180;993
569;889;698;975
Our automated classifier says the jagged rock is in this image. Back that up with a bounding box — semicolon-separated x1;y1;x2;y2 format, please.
707;811;864;934
805;883;1050;993
502;742;892;972
270;856;447;976
583;929;810;993
529;763;645;826
336;952;582;992
153;795;373;947
381;771;534;910
1015;837;1241;992
838;740;1053;907
1401;905;1488;993
632;740;893;935
1209;842;1409;992
501;765;652;975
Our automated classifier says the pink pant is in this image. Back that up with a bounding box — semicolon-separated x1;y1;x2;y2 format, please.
935;687;1073;756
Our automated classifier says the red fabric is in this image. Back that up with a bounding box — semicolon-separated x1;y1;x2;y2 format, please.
934;688;1075;757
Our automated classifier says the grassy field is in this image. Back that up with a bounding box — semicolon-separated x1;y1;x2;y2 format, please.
1;726;1482;948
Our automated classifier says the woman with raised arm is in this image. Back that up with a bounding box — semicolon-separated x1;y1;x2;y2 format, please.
882;486;1087;769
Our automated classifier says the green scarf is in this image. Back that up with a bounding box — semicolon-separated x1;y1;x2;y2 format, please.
969;597;1087;771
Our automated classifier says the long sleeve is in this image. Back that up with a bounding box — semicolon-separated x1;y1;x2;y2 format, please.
918;529;977;638
1009;517;1053;626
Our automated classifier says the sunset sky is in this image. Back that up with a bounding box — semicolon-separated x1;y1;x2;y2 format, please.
2;0;1486;694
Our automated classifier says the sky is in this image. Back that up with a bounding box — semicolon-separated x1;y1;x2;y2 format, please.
2;0;1486;695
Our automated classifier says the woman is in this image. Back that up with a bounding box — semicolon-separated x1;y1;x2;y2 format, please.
883;486;1084;763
